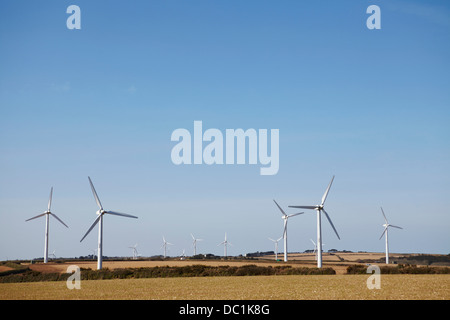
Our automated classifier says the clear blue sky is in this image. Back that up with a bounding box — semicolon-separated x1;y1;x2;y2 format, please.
1;0;449;260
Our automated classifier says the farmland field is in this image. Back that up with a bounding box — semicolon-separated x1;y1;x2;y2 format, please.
1;273;449;300
1;253;449;300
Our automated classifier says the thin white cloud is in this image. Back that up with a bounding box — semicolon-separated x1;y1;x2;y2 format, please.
127;85;137;94
50;82;71;92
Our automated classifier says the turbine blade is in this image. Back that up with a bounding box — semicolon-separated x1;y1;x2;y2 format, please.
26;212;47;221
269;238;275;242
379;227;387;240
80;215;101;242
48;187;53;212
322;209;340;240
106;211;138;219
288;205;317;209
88;176;103;210
273;199;287;216
380;207;388;224
321;175;335;206
50;213;69;228
287;212;304;218
389;225;403;229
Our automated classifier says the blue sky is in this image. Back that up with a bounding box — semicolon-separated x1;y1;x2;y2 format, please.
0;0;449;260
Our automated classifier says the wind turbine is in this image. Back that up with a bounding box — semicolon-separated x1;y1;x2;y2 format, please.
289;175;340;268
379;207;403;264
49;250;56;260
191;234;203;256
310;239;317;260
218;233;232;258
273;200;303;262
268;236;283;261
180;249;186;260
26;187;69;263
80;176;138;270
129;243;139;260
162;236;173;258
91;248;97;260
310;239;325;261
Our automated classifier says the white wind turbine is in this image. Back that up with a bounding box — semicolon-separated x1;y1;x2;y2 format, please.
218;233;232;258
289;175;340;268
80;176;138;270
191;234;203;256
129;243;139;260
379;207;403;264
26;187;69;263
268;236;283;261
273;200;303;262
310;239;325;261
162;236;173;258
49;250;56;260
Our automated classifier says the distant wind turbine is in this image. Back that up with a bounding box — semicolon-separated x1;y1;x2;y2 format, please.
26;187;69;263
273;200;303;262
218;233;232;258
191;234;203;256
80;177;138;270
310;239;325;261
268;236;283;261
91;248;97;260
129;243;139;260
289;175;340;268
162;236;173;258
379;207;403;264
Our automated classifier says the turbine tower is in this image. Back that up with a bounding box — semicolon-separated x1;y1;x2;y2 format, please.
273;200;303;262
26;187;69;263
268;236;283;261
80;177;138;270
218;233;232;258
191;234;203;256
162;236;173;258
289;175;340;268
379;207;403;264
